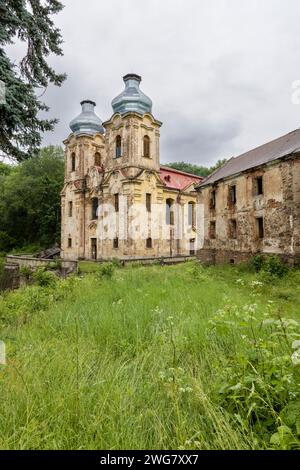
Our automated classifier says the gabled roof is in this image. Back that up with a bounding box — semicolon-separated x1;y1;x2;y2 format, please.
199;128;300;187
159;166;203;191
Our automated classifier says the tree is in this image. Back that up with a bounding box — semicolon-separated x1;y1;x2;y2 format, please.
165;159;227;178
0;0;66;162
0;146;64;251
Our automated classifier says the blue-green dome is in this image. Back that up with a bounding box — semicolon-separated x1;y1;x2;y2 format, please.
111;74;152;116
70;100;104;135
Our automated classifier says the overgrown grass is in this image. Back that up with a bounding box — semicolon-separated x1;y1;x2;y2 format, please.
0;262;299;450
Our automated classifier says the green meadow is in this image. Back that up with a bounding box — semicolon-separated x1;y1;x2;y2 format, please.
0;261;299;450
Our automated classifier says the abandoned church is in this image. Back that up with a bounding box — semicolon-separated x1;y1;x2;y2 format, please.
61;74;300;265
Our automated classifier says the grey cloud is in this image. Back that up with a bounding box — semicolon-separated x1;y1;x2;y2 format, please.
34;0;300;167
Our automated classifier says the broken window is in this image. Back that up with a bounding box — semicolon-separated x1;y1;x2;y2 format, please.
114;194;119;212
229;185;237;206
71;153;76;172
146;193;151;212
257;217;264;239
143;135;150;158
113;237;119;249
68;201;73;217
229;219;237;239
166;199;174;225
146;237;152;248
210;190;216;210
188;201;195;226
209;221;216;239
94;152;101;166
115;135;122;158
91;198;98;220
255;176;264;196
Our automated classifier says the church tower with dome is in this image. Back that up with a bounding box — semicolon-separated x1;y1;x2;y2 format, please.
61;74;202;261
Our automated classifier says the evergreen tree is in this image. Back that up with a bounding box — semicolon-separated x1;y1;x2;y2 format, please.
0;0;66;162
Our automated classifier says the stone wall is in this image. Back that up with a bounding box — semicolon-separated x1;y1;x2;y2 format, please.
197;156;300;265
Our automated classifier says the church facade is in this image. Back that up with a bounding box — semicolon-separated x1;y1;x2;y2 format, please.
61;74;202;261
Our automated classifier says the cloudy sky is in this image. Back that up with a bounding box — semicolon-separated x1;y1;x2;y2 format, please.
12;0;300;166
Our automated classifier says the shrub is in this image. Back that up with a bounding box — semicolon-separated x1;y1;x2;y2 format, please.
110;257;123;268
32;267;58;287
20;266;32;280
249;254;265;272
98;262;115;279
262;255;288;279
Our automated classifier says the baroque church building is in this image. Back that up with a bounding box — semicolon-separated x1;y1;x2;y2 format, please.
61;74;202;261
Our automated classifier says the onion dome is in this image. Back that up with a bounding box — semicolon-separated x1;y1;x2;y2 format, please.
69;100;104;135
111;74;152;116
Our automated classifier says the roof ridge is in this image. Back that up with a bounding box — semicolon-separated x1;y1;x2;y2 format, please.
160;165;203;179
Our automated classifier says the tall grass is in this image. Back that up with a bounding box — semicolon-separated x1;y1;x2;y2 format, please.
0;262;299;450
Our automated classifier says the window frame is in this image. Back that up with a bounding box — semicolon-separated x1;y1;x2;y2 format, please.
91;197;98;220
71;153;76;172
115;135;122;158
143;135;150;158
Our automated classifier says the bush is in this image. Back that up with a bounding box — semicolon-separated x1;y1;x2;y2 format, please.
262;255;288;279
249;254;265;272
32;267;58;287
20;266;32;280
249;254;288;280
98;262;115;279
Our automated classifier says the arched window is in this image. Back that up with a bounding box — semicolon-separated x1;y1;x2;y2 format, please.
71;152;76;172
115;135;122;158
166;198;174;225
188;201;195;226
143;135;150;158
94;152;101;166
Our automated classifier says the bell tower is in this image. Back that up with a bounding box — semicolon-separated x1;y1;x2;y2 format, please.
103;74;162;173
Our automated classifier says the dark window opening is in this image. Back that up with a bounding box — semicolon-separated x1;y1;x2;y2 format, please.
210;221;216;239
68;238;72;248
115;135;122;158
68;201;73;217
71;153;76;172
166;199;174;225
143;135;150;158
189;238;195;255
257;217;264;239
146;193;151;212
91;198;98;220
113;237;119;249
114;194;119;212
229;185;237;206
91;238;97;260
210;190;216;209
256;176;264;196
229;219;237;239
146;237;152;248
188;202;195;226
94;152;101;166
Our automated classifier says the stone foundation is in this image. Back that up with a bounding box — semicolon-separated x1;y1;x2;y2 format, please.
197;249;300;267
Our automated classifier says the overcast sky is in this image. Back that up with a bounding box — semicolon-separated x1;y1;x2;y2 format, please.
10;0;300;166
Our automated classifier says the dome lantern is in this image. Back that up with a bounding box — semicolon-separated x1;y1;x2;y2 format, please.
69;100;104;136
111;74;153;116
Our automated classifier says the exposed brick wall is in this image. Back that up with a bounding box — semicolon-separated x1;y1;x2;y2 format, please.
197;156;300;265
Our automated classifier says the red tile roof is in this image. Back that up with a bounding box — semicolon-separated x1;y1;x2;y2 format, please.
159;166;203;191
